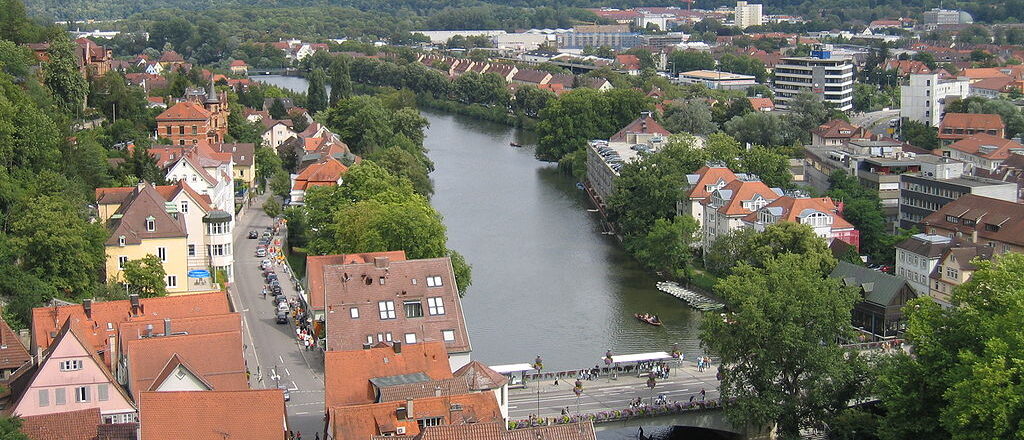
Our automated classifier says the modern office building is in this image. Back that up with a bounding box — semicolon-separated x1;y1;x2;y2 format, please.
556;25;641;50
898;157;1017;230
676;70;757;90
773;46;854;111
923;8;973;26
900;73;971;127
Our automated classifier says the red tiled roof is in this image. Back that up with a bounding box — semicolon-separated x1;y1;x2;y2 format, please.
615;54;641;70
882;59;931;76
324;342;453;407
330;392;502;440
812;119;864;139
20;408;100;440
940;113;1005;131
961;67;1011;80
943;134;1024;160
96;180;213;213
323;257;471;355
748;97;774;111
416;421;597;440
156;101;211;121
0;316;30;371
708;179;779;216
139;390;286;440
159;51;184;63
230;60;247;67
117;312;243;362
292;158;348;190
454;361;507;390
609;113;670;142
971;76;1015;92
31;292;231;365
307;251;407;312
686;166;739;200
741;196;854;229
124;329;247;401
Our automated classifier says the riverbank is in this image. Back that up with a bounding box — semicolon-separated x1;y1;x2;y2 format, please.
350;82;537;129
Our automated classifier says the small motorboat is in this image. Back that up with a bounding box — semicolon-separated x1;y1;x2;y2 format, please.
509;142;523;148
635;313;663;326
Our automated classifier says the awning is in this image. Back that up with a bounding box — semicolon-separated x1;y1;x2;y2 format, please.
489;363;535;374
605;352;672;364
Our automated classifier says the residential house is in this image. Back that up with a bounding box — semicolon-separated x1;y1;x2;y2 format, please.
583;77;614;91
416;421;597;440
895;233;957;297
937;113;1005;146
748;97;774;112
921;194;1024;254
898;156;1017;229
19;407;113;440
742;195;860;250
120;326;246;401
261;120;298;151
831;262;917;340
970;76;1015;98
100;183;189;292
74;38;112;78
139;390;286;440
29;292;231;369
701;177;784;248
229;60;248;75
678;165;745;228
929;245;993;306
158;51;185;69
585;113;672;207
114;313;242;377
306;251;408;326
149;141;236;214
289;157;349;206
11;320;136;423
323;256;472;371
0;316;30;384
811;119;869;147
328;392;502;439
882;59;931;76
510;69;552;86
974;152;1024;200
615;54;641;75
124;73;167;94
936;134;1024;171
212;142;256;189
155;82;230;145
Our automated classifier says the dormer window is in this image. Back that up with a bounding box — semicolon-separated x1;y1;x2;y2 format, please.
118;235;126;247
145;216;155;232
426;276;443;287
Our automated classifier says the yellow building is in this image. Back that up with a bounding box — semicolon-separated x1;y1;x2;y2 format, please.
100;183;190;293
214;142;256;189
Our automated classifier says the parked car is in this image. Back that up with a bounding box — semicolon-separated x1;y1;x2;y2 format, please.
248;230;258;239
267;274;279;283
255;248;267;257
260;259;272;270
276;311;288;325
271;285;282;295
278;385;290;401
277;301;289;313
274;294;286;305
258;238;271;246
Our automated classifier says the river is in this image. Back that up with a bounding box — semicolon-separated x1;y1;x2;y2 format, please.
254;75;705;371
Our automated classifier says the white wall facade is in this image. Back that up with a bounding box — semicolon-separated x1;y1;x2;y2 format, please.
901;74;970;127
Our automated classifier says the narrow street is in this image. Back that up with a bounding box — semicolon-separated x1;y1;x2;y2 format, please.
230;196;325;437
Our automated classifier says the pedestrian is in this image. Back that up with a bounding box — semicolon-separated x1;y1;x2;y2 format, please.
297;432;302;440
700;388;706;401
315;434;320;440
689;395;695;403
288;431;294;440
553;378;559;386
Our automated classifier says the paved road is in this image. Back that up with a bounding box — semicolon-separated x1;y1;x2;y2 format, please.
850;109;900;137
508;360;720;420
230;196;325;437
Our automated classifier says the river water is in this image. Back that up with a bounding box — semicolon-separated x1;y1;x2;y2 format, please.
254;75;705;372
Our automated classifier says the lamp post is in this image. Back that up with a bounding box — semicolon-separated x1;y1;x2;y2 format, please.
573;379;583;415
533;355;543;420
646;371;657;405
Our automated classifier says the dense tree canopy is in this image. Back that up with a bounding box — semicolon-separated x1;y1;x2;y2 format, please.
536;88;651;161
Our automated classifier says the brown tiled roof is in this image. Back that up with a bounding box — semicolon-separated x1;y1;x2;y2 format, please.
707;179;780;216
96;423;137;440
686;166;740;201
741;196;854;229
454;361;508;390
139;390;285;440
159;51;184;63
96;180;213;213
377;376;471;402
213;142;255;166
812;119;864;139
609;113;670;142
548;74;575;88
922;194;1024;247
971;76;1015;92
104;183;187;246
292;158;348;190
0;316;29;371
20;407;100;440
307;251;407;312
330;392;502;440
156;101;211;121
124;329;247;401
31;292;231;365
944;134;1024;160
512;69;551;84
939;113;1005;131
323;257;471;355
416;421;597;440
324;342;453;407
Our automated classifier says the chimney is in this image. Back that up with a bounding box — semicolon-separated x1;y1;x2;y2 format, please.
163;318;171;336
405;399;414;419
373;256;389;269
362;343;372;350
393;340;402;354
83;299;93;320
145;324;153;337
129;294;140;316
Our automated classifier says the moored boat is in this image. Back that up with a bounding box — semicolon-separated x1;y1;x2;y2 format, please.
510;142;522;147
634;313;663;326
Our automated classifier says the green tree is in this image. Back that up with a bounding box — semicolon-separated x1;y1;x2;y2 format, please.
0;415;29;440
724;112;799;147
269;98;287;120
328;56;352;106
668;50;715;74
900;119;938;150
663;99;718;135
513;85;555;118
536;88;650;161
44;35;88;116
306;67;328;116
270;169;291;198
121;254;167;298
827;170;888;263
263;197;282;218
630;216;699;279
740;146;792;189
703;253;859;439
0;264;58;330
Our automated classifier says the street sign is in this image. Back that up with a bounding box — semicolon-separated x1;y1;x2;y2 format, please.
188;269;211;278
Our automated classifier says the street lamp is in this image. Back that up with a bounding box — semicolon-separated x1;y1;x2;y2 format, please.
646;371;657;405
573;379;583;415
533;355;543;420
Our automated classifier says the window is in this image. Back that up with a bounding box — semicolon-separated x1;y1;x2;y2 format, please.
188;244;195;257
180;200;189;213
54;388;66;405
145;216;155;231
946;267;958;279
379;276;386;285
350;307;359;319
427;297;445;315
385;332;393;342
945;215;959;224
442;330;455;342
166;275;177;289
157;247;167;262
404;301;423;318
75;386;89;403
191;126;198;135
60;359;83;371
378;301;396;320
166;126;172;136
417;417;443;429
365;335;373;345
118;235;126;247
179;126;185;135
426;276;443;287
98;384;109;401
207;222;230;235
404;333;417;344
38;390;48;407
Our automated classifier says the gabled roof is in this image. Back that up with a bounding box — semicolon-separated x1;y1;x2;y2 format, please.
307;251;408;312
812;119;864;139
229;59;247;67
330;392;502;440
512;69;551;84
0;315;30;371
971;76;1015;92
930;245;993;276
830;261;916;308
686;166;740;200
324;342;453;407
292;158;348;191
896;233;962;258
104;183;187;246
140;390;285;440
116;312;243;363
156;101;211;121
454;361;508;391
615;54;641;70
944;134;1023;160
708;179;781;216
748;97;774;111
922;194;1024;247
96;180;213;213
147;353;215;392
159;51;184;63
609;113;670;142
548;73;575;88
376;376;472;402
212;142;255;167
20;407;100;440
415;421;597;440
742;196;854;229
939;113;1005;131
124;329;247;401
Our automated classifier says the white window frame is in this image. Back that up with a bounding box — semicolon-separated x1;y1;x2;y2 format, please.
118;256;128;270
350;307;359;319
427;297;445;316
118;235;126;247
74;386;89;403
166;275;177;289
145;217;155;232
157;247;167;262
404;333;417;344
442;330;455;342
426;276;443;287
180;200;189;213
59;359;83;371
378;301;395;320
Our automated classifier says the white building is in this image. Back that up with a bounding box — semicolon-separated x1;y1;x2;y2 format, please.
734;1;764;28
923;8;973;26
494;33;553;52
895;234;954;297
900;73;971;127
635;13;676;31
677;70;757;90
773;46;854;111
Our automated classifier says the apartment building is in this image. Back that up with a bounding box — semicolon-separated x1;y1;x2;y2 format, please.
898;157;1017;229
734;1;763;28
773;46;854;111
900;73;970;127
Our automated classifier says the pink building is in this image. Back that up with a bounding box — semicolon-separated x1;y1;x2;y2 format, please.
11;319;136;423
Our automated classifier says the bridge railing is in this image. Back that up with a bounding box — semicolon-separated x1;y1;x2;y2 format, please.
520;359;685;382
507;398;724;430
